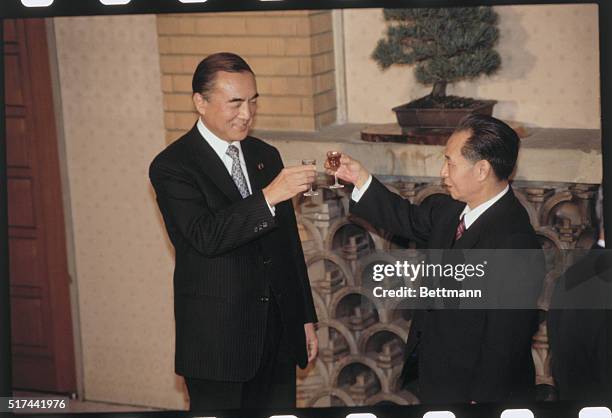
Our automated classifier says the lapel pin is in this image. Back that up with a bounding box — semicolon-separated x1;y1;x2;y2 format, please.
257;162;264;170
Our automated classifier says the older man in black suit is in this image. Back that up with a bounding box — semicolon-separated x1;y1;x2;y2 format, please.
150;52;318;411
328;115;542;404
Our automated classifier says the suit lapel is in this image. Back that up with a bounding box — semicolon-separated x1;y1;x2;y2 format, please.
241;137;267;192
453;217;482;249
186;125;243;202
453;187;515;249
441;205;464;249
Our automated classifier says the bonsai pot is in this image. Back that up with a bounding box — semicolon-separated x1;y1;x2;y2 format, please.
392;98;497;129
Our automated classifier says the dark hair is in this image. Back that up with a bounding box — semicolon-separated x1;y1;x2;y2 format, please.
456;114;520;180
192;52;254;97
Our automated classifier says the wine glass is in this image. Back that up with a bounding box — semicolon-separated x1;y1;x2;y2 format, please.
326;151;344;189
302;159;319;196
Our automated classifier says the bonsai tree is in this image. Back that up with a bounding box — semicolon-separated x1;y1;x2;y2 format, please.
372;7;501;107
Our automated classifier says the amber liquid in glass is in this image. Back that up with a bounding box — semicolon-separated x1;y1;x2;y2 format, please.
326;151;343;189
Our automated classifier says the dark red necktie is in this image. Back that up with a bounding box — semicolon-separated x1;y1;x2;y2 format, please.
455;215;466;242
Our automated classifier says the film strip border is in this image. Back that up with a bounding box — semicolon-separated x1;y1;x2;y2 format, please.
0;0;600;19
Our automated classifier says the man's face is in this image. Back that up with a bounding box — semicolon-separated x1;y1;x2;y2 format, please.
195;70;258;142
440;129;482;204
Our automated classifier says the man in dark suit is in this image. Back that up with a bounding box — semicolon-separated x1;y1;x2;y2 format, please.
149;52;318;411
327;115;542;404
548;187;611;401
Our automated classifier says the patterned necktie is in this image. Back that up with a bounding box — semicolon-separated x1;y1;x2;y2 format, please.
225;145;250;198
455;215;466;242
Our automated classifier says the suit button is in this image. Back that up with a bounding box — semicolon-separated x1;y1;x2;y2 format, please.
260;296;270;303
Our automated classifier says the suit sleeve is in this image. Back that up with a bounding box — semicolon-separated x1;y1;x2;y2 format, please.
285;198;318;324
350;176;440;244
271;149;318;324
149;158;276;257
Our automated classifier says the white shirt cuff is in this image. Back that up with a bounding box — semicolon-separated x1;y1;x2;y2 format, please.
266;199;276;216
351;174;373;203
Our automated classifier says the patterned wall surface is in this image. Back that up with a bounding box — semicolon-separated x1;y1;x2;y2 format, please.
53;15;187;409
295;177;599;406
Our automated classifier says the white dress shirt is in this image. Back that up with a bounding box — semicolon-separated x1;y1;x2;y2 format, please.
352;174;509;230
197;118;275;215
459;185;509;229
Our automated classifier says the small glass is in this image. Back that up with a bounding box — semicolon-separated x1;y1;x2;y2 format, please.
302;159;319;196
326;151;344;189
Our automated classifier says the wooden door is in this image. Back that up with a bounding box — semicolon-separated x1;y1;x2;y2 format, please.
4;18;76;394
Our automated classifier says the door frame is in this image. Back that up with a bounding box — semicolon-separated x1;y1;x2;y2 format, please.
44;17;85;400
3;18;78;396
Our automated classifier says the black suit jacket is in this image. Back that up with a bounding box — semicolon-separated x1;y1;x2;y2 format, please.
547;242;612;401
149;125;317;381
351;177;542;404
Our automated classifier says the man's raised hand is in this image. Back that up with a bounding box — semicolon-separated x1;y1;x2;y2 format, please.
324;152;369;188
263;165;317;206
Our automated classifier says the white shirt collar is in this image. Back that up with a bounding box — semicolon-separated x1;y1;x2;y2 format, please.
460;185;510;229
195;117;252;197
196;117;244;161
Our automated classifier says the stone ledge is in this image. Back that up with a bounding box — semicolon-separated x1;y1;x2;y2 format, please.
253;123;602;184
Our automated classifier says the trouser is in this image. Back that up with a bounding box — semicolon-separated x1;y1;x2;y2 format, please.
185;296;295;411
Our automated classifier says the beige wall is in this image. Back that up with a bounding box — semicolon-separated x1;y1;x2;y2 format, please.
342;4;600;129
158;11;336;140
53;15;186;409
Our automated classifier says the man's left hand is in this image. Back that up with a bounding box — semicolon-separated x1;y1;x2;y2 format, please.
304;322;318;363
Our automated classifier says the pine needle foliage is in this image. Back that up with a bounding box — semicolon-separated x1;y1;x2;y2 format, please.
372;7;501;99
